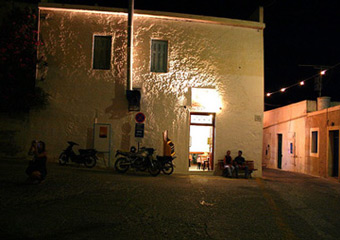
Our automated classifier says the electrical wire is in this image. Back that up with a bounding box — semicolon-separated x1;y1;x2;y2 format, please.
266;62;340;97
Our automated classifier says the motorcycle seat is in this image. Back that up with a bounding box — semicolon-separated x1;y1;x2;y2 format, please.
79;149;96;154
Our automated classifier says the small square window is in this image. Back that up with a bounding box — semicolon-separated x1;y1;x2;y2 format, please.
93;36;112;70
151;40;168;73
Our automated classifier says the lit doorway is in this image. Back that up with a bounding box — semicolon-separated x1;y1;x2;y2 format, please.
328;130;339;178
189;113;215;171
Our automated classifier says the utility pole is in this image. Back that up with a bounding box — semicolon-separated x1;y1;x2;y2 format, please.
298;64;330;97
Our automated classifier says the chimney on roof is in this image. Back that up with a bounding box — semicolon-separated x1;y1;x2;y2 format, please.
248;6;264;23
317;96;331;110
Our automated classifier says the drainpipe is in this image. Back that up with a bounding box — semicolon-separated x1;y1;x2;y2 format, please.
126;0;140;111
127;0;134;91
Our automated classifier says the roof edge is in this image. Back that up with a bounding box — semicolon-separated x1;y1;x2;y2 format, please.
38;3;265;30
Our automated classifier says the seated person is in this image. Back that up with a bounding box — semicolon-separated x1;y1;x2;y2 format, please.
223;150;234;177
233;150;248;178
26;140;47;184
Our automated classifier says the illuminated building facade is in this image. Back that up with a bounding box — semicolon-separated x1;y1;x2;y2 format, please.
263;98;340;180
32;3;264;175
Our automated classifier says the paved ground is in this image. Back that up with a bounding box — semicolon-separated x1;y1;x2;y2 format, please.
1;158;340;240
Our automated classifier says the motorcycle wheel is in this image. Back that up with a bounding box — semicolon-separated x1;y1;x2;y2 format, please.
148;160;161;177
84;156;97;168
59;153;68;166
115;157;130;173
162;162;174;175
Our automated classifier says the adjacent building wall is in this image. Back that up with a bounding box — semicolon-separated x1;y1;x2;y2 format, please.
264;100;340;180
263;101;308;173
18;4;264;175
306;105;340;178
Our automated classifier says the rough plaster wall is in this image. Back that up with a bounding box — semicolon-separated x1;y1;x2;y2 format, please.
263;117;306;173
32;9;264;174
34;10;131;161
306;113;328;177
263;101;308;128
132;16;264;174
264;104;340;178
327;109;340;178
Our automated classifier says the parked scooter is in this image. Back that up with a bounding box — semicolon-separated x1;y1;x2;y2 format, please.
59;141;98;168
114;147;160;176
157;137;176;175
157;155;176;175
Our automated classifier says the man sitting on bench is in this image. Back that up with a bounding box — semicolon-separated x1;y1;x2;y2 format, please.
234;150;248;178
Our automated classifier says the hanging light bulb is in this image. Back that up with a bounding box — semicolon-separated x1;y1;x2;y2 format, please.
300;81;305;86
320;70;326;75
280;88;286;92
266;93;271;97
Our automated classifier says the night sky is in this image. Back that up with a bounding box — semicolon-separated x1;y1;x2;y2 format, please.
16;0;340;110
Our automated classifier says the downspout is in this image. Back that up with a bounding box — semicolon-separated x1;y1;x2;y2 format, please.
127;0;134;91
126;0;140;111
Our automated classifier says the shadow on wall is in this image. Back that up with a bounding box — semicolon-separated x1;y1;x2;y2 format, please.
120;122;131;151
86;127;94;149
105;32;129;120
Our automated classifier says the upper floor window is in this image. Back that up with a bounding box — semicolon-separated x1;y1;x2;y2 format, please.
93;36;112;70
310;128;319;157
151;40;168;73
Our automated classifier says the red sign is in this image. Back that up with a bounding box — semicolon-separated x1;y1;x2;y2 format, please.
135;112;146;123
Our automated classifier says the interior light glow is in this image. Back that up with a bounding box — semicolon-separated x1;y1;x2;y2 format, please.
280;88;286;92
320;70;326;75
266;93;271;97
300;81;304;86
191;88;222;113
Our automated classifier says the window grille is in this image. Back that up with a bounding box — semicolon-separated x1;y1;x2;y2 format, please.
151;40;168;73
93;36;112;70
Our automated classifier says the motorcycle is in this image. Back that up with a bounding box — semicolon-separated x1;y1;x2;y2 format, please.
156;138;176;175
59;141;98;168
114;147;160;176
156;155;176;175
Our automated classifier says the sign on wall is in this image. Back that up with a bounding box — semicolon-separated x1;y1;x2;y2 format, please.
135;123;144;138
135;112;146;123
93;123;111;164
94;124;111;152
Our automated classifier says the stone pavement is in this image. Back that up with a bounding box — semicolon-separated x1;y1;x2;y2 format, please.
1;158;340;240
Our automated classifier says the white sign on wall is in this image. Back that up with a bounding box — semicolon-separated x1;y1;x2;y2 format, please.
94;123;111;152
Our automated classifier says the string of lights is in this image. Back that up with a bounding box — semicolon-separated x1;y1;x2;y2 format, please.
266;62;340;97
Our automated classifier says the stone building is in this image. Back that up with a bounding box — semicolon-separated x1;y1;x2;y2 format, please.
7;3;265;175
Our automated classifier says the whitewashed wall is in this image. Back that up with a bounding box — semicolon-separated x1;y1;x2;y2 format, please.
30;5;264;175
263;101;308;173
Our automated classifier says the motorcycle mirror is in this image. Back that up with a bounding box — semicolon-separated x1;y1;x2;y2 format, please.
130;146;136;153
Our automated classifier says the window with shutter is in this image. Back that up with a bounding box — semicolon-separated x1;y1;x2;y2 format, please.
151;40;168;73
93;36;112;70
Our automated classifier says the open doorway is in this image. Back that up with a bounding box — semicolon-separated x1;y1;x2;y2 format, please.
328;130;339;178
189;113;215;171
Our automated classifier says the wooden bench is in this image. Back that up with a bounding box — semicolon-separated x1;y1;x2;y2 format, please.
218;160;257;178
238;161;257;178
